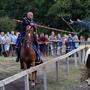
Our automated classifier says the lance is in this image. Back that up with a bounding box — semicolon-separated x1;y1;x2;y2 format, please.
13;19;77;34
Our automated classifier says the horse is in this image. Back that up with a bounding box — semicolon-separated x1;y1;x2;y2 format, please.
20;25;38;86
81;48;90;85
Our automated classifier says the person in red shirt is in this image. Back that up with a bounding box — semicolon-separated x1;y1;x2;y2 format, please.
39;33;49;56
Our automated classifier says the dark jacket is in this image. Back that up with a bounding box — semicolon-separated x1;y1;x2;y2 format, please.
22;17;34;31
17;17;34;32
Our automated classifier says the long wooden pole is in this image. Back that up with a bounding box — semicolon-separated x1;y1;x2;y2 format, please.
13;19;77;34
36;24;77;34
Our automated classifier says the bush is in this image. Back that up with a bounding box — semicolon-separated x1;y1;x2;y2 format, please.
0;16;16;32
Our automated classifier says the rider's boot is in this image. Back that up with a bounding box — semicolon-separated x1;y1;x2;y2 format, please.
16;48;20;62
16;55;20;62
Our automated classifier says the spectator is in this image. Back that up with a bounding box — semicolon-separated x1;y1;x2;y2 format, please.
0;31;82;57
44;34;49;56
80;35;85;45
0;32;5;55
39;33;44;55
49;31;57;55
62;35;68;54
57;33;62;55
15;32;20;38
10;31;17;44
4;32;11;56
10;31;17;56
66;34;75;53
73;34;79;48
39;33;48;56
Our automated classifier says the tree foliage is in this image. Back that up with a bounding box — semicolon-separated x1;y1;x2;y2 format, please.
0;0;90;34
0;17;16;32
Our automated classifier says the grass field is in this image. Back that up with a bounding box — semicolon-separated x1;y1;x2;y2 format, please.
0;56;89;90
0;56;20;80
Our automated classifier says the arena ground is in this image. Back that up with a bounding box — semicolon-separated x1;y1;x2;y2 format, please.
0;56;90;90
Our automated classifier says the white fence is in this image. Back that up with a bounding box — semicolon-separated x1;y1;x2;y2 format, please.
0;45;90;90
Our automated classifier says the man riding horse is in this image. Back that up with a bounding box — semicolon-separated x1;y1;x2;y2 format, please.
16;12;42;63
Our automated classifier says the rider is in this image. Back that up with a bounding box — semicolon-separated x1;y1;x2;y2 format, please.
16;12;42;62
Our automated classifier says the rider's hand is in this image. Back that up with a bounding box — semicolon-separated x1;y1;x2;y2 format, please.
26;25;31;30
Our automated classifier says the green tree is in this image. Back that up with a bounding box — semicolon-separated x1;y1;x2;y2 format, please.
0;16;16;32
0;0;90;34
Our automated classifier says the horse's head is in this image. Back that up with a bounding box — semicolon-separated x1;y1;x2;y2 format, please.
25;25;36;46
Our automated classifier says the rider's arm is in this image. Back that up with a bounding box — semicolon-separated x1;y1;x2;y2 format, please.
22;18;27;31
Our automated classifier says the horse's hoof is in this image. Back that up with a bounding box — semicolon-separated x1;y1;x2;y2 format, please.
31;82;35;87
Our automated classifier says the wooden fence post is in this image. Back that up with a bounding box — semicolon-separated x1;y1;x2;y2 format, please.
24;74;29;90
66;57;70;75
43;67;48;90
1;85;5;90
56;61;59;81
74;53;78;67
82;49;86;64
78;50;82;65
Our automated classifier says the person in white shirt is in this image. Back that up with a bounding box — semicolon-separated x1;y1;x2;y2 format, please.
49;31;57;55
4;32;11;56
10;31;17;44
9;31;18;56
57;33;62;55
0;32;5;55
73;34;79;48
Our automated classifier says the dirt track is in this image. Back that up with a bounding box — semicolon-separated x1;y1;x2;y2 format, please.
0;56;90;90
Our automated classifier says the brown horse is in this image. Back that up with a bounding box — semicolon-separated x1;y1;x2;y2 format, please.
20;25;37;86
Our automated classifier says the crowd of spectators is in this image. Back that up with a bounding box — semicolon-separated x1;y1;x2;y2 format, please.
38;31;81;56
0;31;19;56
0;31;86;57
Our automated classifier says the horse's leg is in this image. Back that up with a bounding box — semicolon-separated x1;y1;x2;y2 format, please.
30;69;38;84
31;61;36;86
34;71;39;84
20;59;24;69
31;61;35;80
20;58;27;70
